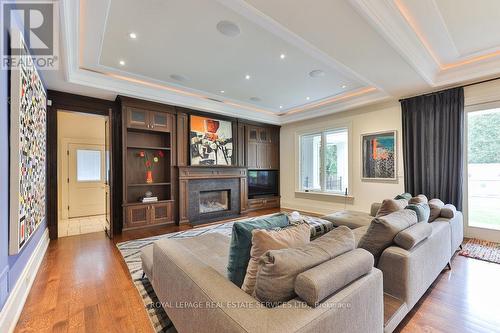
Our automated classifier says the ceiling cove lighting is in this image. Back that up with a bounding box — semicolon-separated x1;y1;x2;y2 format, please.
119;60;125;66
245;74;251;80
129;32;137;39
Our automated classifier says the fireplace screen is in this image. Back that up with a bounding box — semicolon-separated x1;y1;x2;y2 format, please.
199;190;229;214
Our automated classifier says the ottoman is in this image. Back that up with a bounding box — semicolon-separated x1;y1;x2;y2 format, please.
321;210;373;229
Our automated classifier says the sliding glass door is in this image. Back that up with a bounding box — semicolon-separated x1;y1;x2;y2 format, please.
466;108;500;230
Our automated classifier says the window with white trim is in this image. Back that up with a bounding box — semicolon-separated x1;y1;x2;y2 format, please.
299;128;348;194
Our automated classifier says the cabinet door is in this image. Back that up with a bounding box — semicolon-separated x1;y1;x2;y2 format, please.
258;128;271;143
150;112;172;132
125;205;150;228
248;126;259;142
247;141;258;168
127;108;150;130
269;143;279;169
257;143;267;169
151;202;173;224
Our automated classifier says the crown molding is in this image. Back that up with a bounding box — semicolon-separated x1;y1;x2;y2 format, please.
349;0;439;85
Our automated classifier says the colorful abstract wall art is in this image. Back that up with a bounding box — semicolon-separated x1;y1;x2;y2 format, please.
9;32;47;254
190;115;233;166
361;131;397;180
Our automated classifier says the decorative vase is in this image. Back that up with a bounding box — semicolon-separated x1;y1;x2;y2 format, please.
146;170;153;184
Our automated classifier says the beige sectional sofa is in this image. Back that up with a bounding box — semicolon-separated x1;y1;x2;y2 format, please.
326;203;464;332
141;201;463;333
149;232;384;333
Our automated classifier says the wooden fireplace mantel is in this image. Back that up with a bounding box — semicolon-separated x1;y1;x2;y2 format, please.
178;166;248;225
178;166;247;180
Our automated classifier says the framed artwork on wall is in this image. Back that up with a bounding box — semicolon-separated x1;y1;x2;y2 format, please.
9;30;47;254
189;115;233;166
361;130;397;181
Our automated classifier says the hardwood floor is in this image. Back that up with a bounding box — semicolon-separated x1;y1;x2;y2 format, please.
14;211;500;333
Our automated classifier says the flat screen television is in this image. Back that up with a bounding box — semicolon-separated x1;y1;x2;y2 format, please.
248;170;279;198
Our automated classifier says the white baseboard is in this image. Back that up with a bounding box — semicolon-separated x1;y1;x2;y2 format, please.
0;228;50;333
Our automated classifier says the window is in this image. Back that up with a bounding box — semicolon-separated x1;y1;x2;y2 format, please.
299;128;348;194
467;108;500;230
77;149;102;182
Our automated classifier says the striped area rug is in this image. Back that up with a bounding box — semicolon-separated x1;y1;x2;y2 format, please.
459;238;500;264
116;213;334;333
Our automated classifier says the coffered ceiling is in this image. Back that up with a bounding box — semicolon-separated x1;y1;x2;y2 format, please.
43;0;500;124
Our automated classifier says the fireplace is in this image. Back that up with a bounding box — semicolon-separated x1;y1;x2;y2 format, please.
199;190;230;214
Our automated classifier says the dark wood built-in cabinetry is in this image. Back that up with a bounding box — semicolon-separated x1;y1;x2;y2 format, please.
246;125;279;169
118;96;280;230
120;97;177;230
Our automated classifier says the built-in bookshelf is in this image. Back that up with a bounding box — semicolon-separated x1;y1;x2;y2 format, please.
121;98;176;230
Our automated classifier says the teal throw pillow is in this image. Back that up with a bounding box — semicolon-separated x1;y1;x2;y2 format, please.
395;193;412;200
405;203;430;223
227;213;289;287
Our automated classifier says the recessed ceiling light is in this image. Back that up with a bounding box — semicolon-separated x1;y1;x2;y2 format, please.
280;53;286;59
309;69;325;78
279;105;283;109
306;96;310;100
220;90;225;94
129;32;137;39
119;60;125;66
170;74;188;82
249;97;261;102
341;84;347;89
245;74;251;80
216;20;240;37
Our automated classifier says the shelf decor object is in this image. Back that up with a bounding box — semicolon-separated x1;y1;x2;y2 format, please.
137;150;164;183
190;115;233;166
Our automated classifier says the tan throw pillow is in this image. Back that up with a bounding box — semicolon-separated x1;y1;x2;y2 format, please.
358;210;418;263
241;223;310;295
409;194;428;205
376;199;408;217
428;198;444;222
254;226;355;306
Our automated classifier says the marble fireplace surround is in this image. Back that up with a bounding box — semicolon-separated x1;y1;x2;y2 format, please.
178;167;248;226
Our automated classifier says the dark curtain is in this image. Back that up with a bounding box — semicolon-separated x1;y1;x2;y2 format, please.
401;87;464;210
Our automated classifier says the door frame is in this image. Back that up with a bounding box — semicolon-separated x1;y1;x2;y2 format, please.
47;91;119;239
463;101;500;242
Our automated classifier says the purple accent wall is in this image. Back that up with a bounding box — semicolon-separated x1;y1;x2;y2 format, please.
0;3;48;310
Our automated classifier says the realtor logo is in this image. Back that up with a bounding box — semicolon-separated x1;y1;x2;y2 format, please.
1;1;59;69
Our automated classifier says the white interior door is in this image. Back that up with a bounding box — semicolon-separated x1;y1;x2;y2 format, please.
68;143;106;218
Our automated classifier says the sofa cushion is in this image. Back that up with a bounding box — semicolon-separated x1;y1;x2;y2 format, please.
241;223;310;295
295;248;374;307
254;226;354;306
394;222;433;250
370;203;382;217
404;203;430;223
428;199;445;222
376;199;408;217
394;192;412;200
175;233;231;276
358;210;418;263
227;213;289;287
440;204;457;219
321;210;373;229
409;194;428;204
